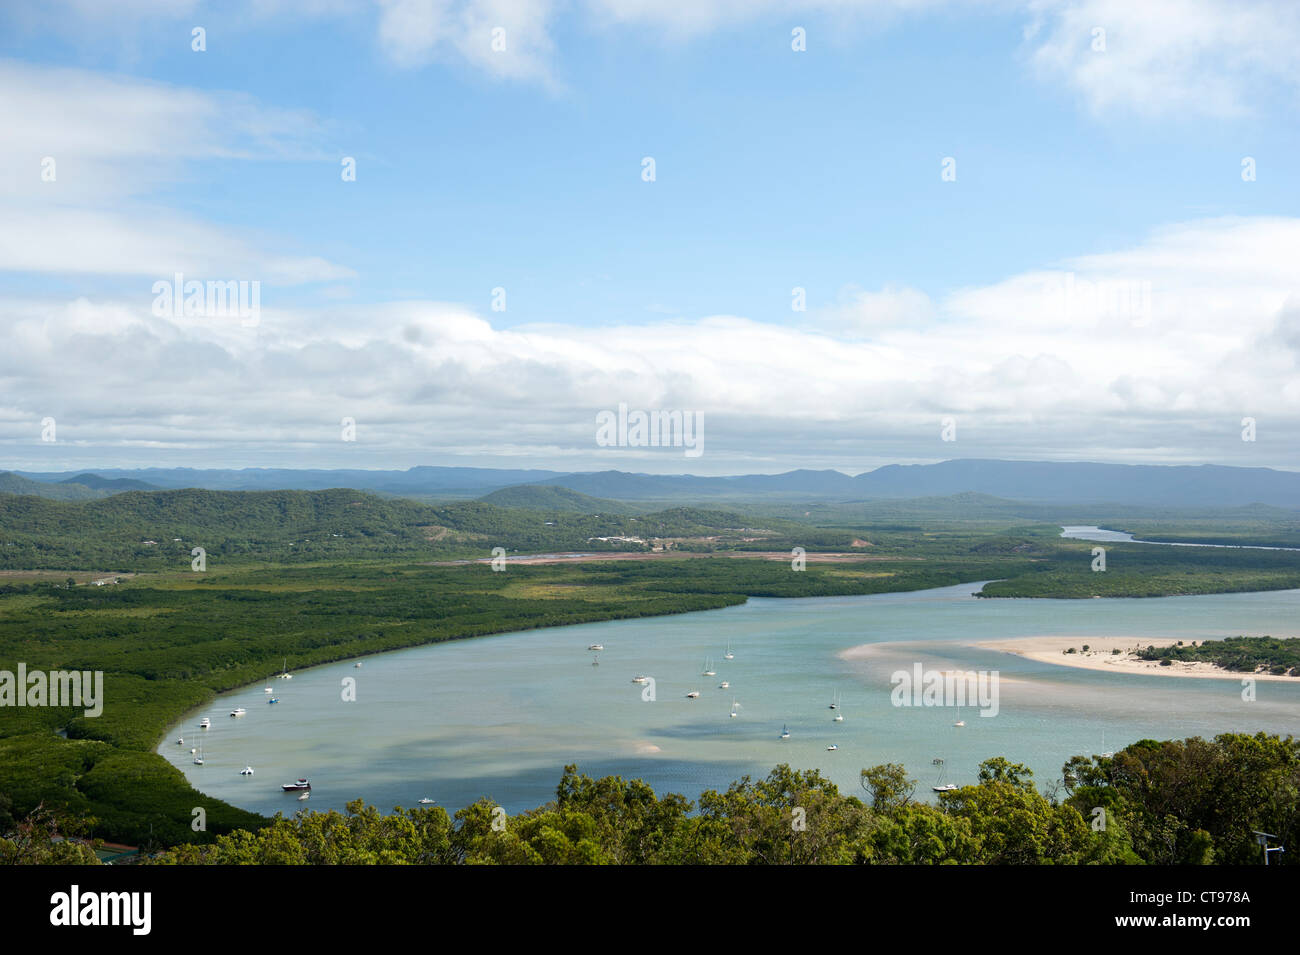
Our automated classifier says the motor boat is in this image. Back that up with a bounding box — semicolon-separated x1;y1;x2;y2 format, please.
229;708;246;718
198;718;210;729
240;766;254;776
631;676;650;684
780;724;790;739
685;691;700;699
827;744;838;751
417;797;435;805
588;644;604;651
282;778;311;792
267;697;279;704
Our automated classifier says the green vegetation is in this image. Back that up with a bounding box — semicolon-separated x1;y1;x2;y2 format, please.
1134;636;1300;675
0;732;1264;865
0;484;1296;853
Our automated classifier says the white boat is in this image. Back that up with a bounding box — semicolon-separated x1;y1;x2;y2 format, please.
931;758;957;792
829;690;840;710
298;792;310;801
189;747;196;754
832;711;844;723
277;657;292;679
229;708;246;718
723;642;734;661
354;662;362;668
729;697;738;718
631;676;650;684
282;778;311;792
827;744;838;751
718;680;729;689
686;690;700;699
176;738;183;744
199;718;210;729
1100;730;1113;759
417;797;435;805
780;724;790;739
240;766;254;776
193;745;204;766
592;654;599;667
587;644;604;651
954;705;965;727
702;657;716;677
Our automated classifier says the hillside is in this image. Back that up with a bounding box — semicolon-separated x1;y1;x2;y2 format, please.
479;484;639;514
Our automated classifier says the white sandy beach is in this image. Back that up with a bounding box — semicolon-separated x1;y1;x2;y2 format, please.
974;635;1300;682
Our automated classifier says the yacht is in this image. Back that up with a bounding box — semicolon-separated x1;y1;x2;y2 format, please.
729;698;738;718
176;738;183;745
198;717;210;729
267;697;279;704
587;644;604;651
354;662;362;668
723;642;734;661
281;778;311;792
833;711;844;723
931;758;958;792
239;766;254;776
780;724;790;739
718;680;729;689
277;657;293;679
702;657;716;677
229;708;246;718
193;745;204;766
686;690;700;699
631;676;650;685
827;744;838;751
829;690;840;710
298;792;310;801
417;797;436;805
954;704;965;727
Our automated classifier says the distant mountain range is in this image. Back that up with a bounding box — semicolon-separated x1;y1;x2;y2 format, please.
5;459;1299;510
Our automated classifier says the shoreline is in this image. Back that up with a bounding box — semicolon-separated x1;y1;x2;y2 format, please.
974;635;1300;682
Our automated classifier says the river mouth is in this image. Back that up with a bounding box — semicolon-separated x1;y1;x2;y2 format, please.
1061;524;1300;552
161;582;1300;818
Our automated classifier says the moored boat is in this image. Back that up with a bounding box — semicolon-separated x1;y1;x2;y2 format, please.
282;778;311;792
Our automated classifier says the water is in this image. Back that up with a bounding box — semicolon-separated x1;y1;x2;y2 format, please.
1062;525;1300;552
161;582;1300;818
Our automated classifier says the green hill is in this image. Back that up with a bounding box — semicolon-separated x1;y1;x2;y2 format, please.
479;484;639;514
0;471;102;501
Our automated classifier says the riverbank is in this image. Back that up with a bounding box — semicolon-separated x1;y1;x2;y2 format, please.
974;635;1300;682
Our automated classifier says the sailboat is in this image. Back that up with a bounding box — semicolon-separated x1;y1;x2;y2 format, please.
193;744;204;766
702;657;716;677
723;642;734;661
729;698;738;718
828;690;839;710
931;757;957;792
592;653;599;667
1100;730;1113;759
780;724;790;739
953;705;965;727
832;708;844;723
277;657;293;679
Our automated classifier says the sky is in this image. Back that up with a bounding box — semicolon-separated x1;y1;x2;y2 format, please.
1;0;1298;475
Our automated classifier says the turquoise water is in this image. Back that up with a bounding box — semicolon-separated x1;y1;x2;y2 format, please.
161;582;1300;817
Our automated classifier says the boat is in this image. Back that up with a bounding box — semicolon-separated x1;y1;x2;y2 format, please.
829;690;840;710
417;797;435;805
229;708;246;718
193;744;204;766
631;676;650;684
199;717;210;729
718;680;729;689
282;778;311;792
931;758;957;792
827;744;838;751
189;747;196;754
298;792;310;801
686;690;700;699
267;697;279;704
702;657;716;677
723;642;734;661
277;657;292;679
587;644;604;651
176;738;183;744
832;711;844;723
1100;730;1113;759
354;662;362;668
780;724;790;739
592;654;599;667
954;704;965;727
240;766;254;776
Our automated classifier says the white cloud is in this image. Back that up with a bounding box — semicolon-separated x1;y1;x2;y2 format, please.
1023;0;1300;118
2;216;1296;470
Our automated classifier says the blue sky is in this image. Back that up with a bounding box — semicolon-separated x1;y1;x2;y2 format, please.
1;1;1298;473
